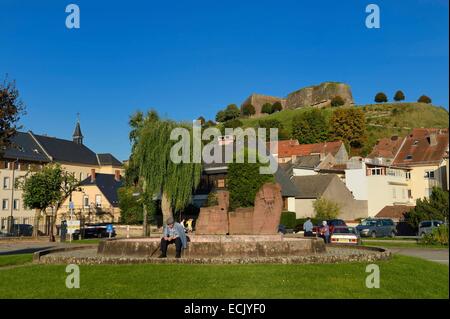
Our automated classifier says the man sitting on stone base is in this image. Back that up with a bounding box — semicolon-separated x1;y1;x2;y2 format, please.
159;217;187;258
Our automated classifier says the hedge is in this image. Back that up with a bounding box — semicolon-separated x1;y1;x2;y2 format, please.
280;211;296;229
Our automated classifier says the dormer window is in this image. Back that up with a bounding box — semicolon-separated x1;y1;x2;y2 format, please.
405;155;413;160
413;140;419;146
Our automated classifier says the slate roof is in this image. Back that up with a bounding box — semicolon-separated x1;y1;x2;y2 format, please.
393;128;449;166
80;173;124;207
73;122;83;138
1;132;50;163
375;205;414;220
97;153;123;166
368;136;404;159
32;133;101;166
270;140;344;158
290;174;337;199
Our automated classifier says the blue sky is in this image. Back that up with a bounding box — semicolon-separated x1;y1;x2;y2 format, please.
1;0;448;161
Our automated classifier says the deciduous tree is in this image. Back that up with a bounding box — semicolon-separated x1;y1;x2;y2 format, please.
329;108;367;148
291;109;329;144
0;77;25;150
374;92;388;103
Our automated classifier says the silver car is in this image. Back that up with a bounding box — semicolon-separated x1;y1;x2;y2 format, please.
418;220;444;237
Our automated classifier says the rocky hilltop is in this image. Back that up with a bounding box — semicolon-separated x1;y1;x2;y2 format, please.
285;82;354;109
241;94;286;116
240;82;354;117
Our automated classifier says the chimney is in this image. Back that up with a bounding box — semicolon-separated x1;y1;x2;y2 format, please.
90;169;96;182
428;133;437;146
114;170;121;182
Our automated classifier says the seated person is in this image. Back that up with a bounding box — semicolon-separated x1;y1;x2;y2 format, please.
159;217;187;259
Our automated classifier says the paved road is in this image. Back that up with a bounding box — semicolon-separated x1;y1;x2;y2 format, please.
387;247;449;265
0;240;62;256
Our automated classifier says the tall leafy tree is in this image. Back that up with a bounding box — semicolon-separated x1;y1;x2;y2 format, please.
134;119;202;224
291;109;329;144
329;108;367;148
0;77;26;150
272;101;283;112
241;104;256;116
374;92;388;103
20;164;79;240
394;90;405;102
404;187;449;230
418;95;432;104
261;103;273;114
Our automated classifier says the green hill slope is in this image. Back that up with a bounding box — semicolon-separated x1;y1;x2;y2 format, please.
239;102;449;156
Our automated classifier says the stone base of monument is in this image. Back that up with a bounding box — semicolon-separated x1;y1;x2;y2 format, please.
97;235;326;259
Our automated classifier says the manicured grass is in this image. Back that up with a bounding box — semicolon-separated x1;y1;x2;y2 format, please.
0;255;447;299
0;254;33;267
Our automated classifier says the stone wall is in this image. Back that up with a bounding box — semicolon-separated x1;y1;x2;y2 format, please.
241;94;287;117
285;82;354;109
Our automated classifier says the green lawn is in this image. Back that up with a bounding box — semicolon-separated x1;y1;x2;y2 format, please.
0;255;447;299
0;254;33;267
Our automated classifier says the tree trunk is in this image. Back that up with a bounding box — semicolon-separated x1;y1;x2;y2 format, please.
142;204;148;237
33;209;40;238
161;191;173;225
49;207;56;242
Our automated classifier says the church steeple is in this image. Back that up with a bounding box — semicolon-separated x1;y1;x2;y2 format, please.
73;114;84;145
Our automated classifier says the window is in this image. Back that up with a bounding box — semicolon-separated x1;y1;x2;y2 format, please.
217;179;225;188
382;220;394;226
406;171;411;180
13;199;20;211
2;199;9;210
95;195;102;208
420;221;432;228
83;195;89;208
3;177;10;189
408;189;412;198
370;168;382;176
405;155;413;160
424;171;435;179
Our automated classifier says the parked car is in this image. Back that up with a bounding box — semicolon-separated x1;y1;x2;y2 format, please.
11;224;33;237
0;224;33;237
356;218;396;238
330;226;361;245
418;220;445;237
72;223;117;240
312;219;347;235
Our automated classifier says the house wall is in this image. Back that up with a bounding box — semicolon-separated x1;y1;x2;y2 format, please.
287;197;296;213
408;163;446;200
346;163;413;217
57;185;120;223
321;180;368;220
334;144;349;164
0;163;38;223
294;198;315;218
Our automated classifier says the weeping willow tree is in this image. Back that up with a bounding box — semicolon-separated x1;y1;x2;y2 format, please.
134;119;202;224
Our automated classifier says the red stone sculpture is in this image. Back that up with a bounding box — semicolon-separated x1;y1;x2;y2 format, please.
195;183;283;235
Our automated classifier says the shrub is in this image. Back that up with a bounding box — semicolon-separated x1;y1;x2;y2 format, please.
258;118;289;140
272;101;283;112
206;192;218;207
241;104;256;116
418;95;432;104
394;90;405;102
261;103;273;114
420;225;449;246
374;92;388;103
313;197;341;220
280;211;296;229
330;95;345;107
